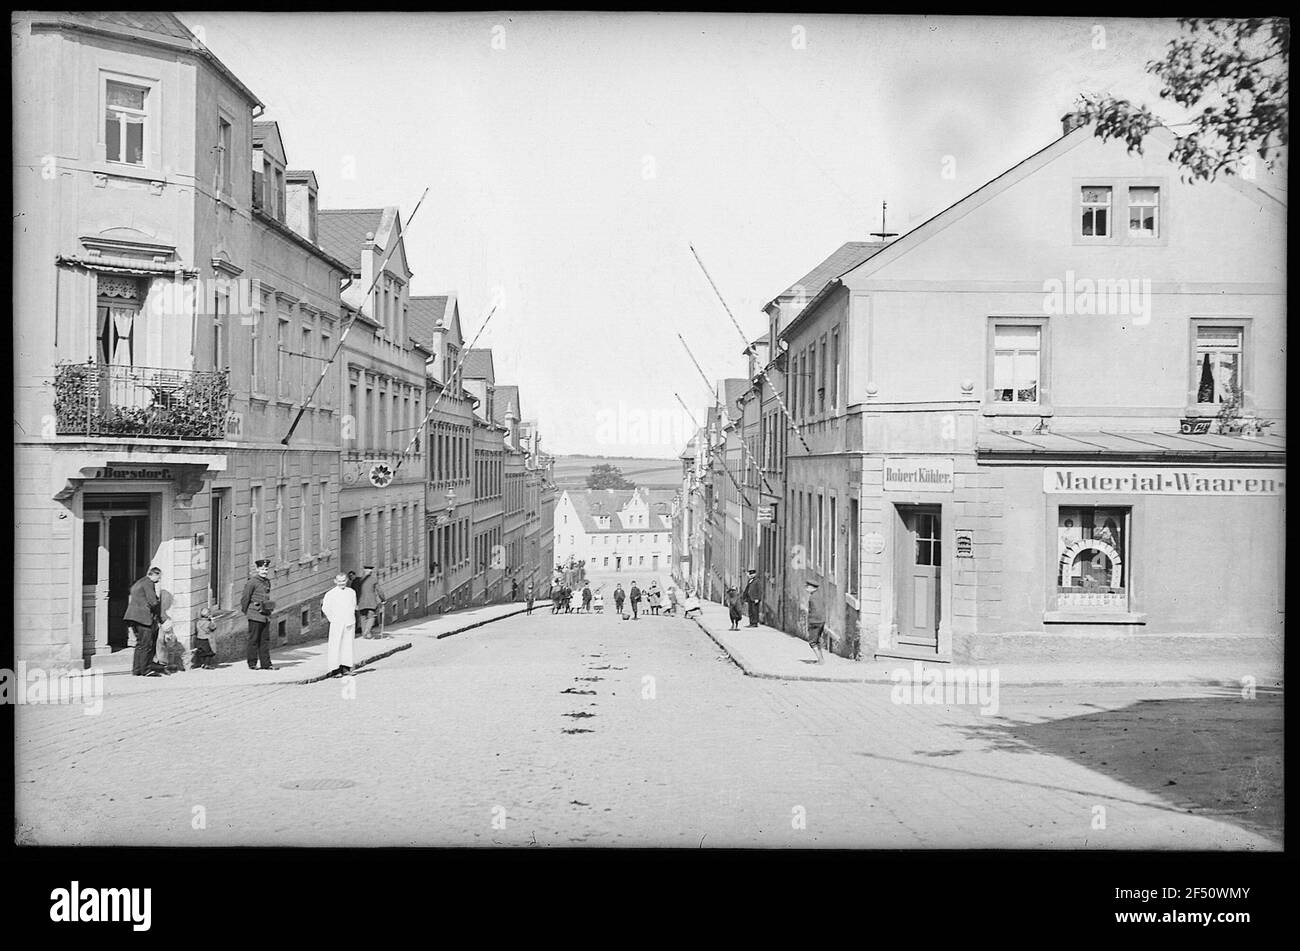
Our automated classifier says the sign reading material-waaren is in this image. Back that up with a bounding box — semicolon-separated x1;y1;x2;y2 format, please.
883;458;954;492
1045;468;1285;496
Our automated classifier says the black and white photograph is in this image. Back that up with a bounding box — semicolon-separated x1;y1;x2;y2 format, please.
6;8;1288;929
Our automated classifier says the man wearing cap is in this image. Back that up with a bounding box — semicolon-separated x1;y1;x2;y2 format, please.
240;559;275;670
322;573;358;677
803;579;826;664
356;565;386;639
743;569;762;628
125;566;163;676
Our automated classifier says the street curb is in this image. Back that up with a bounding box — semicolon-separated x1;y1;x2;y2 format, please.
688;615;885;683
293;640;412;684
434;605;531;639
688;616;1286;688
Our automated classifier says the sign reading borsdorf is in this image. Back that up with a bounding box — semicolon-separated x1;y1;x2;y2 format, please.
883;458;954;492
1045;467;1285;496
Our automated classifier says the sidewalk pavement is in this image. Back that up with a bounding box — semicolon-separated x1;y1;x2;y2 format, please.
93;601;531;697
687;600;1284;688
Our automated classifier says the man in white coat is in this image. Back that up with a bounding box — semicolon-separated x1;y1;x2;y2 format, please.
322;573;358;678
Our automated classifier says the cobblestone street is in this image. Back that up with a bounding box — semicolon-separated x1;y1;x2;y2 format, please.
16;610;1281;849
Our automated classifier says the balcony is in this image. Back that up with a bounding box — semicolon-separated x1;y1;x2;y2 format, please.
54;361;232;440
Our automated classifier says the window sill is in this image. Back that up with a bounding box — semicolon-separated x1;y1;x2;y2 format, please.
982;403;1053;417
1043;611;1147;625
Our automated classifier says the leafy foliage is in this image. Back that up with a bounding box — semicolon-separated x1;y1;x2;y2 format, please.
586;463;636;490
54;361;232;440
1077;18;1289;181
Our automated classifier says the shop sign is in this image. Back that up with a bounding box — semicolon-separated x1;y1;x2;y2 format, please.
1045;467;1284;496
757;504;776;524
89;466;173;481
882;458;954;492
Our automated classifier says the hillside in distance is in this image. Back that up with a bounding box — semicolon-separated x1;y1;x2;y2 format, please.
551;455;681;490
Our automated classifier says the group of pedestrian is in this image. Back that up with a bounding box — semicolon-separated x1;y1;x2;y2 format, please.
124;558;389;678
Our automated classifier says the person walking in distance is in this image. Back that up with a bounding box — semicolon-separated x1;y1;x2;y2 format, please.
356;565;386;639
125;566;163;676
613;583;626;618
525;579;535;616
322;573;358;677
803;579;826;664
240;559;276;670
629;581;642;620
744;569;762;628
582;582;593;613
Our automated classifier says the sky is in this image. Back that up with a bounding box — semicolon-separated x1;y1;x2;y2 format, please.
180;13;1193;457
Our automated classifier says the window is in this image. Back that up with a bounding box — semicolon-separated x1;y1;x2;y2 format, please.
1194;326;1243;405
277;314;289;397
1057;507;1129;611
275;485;285;561
818;336;828;413
213;289;227;370
829;495;837;580
807;348;817;419
1128;186;1159;236
105;80;147;165
992;325;1040;403
250;485;263;559
300;326;312;402
216;117;232;195
914;511;941;566
300;482;311;557
95;276;143;366
831;328;840;410
1080;186;1111;237
319;481;329;552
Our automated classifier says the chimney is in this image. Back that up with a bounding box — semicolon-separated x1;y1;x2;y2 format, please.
1061;111;1089;136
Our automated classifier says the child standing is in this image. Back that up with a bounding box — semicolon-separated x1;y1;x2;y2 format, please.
191;608;218;670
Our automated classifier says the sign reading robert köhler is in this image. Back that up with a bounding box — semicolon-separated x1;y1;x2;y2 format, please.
1044;467;1285;496
882;457;955;492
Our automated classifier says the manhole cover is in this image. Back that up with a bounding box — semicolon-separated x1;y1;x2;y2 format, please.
279;778;357;791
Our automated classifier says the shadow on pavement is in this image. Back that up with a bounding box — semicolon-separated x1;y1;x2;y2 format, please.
951;685;1283;843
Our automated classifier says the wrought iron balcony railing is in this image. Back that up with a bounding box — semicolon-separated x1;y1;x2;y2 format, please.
54;361;232;440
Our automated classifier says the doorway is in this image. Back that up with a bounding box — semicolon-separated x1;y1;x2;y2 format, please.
341;516;359;573
895;504;941;649
81;495;153;660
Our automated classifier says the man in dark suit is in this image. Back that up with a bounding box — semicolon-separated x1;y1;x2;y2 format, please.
356;565;386;639
125;567;163;676
743;569;762;628
240;559;275;670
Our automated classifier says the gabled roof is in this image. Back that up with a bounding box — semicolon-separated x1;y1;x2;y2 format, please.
493;385;521;425
795;121;1287;338
721;378;749;415
253;121;286;166
767;241;893;312
79;11;195;40
408;295;449;350
29;12;262;108
565;488;676;534
286;169;318;190
317;208;384;273
462;348;495;382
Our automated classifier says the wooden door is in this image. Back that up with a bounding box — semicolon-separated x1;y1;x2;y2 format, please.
897;506;941;648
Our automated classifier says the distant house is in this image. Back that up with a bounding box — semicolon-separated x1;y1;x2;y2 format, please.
553;488;674;575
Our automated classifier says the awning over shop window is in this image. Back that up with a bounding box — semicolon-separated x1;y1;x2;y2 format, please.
977;429;1285;464
56;254;198;278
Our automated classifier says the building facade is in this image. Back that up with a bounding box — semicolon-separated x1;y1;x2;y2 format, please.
318;206;429;627
775;116;1285;663
12;11;284;668
553;488;674;575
